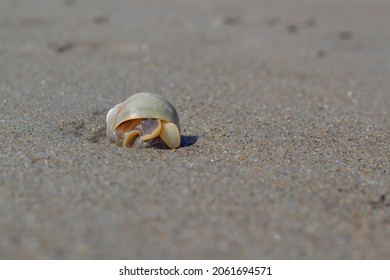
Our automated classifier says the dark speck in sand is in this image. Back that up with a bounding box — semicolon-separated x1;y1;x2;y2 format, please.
222;15;241;26
64;0;76;7
49;42;76;53
91;14;110;25
338;30;353;40
286;24;298;33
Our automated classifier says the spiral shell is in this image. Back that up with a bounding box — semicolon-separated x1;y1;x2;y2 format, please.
106;92;180;149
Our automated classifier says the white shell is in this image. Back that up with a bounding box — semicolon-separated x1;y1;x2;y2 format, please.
106;92;181;149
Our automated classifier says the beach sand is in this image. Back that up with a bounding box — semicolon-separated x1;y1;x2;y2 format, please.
0;0;389;259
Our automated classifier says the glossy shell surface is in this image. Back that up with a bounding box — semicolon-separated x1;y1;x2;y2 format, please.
106;92;181;149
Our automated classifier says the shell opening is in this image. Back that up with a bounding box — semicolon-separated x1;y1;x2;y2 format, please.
114;119;140;146
113;118;163;147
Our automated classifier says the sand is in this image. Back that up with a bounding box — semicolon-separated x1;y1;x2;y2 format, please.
0;0;389;259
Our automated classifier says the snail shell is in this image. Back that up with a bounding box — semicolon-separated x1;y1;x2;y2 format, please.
106;92;180;149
